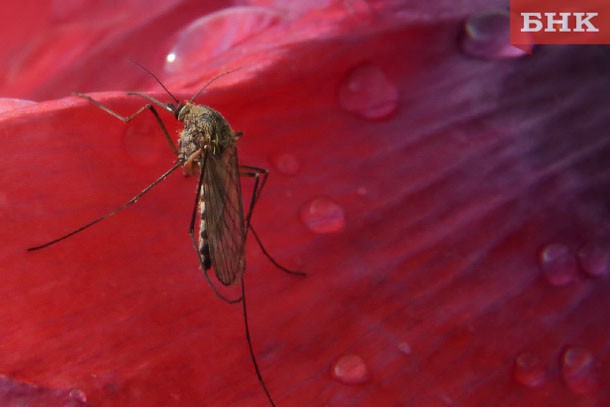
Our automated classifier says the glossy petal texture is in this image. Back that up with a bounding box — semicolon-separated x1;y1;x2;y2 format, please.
2;1;610;406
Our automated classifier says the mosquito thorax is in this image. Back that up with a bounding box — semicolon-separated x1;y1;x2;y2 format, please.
177;102;238;174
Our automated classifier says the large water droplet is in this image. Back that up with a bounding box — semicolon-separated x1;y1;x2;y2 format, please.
561;346;598;394
165;7;282;75
577;242;609;278
331;354;371;385
539;243;578;286
338;64;398;120
461;10;530;59
513;352;546;388
270;153;300;176
300;197;345;234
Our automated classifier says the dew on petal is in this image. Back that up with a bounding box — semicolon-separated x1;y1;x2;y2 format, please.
461;10;529;59
561;346;598;394
577;242;609;278
122;122;168;166
270;153;300;176
164;7;282;75
68;389;87;403
338;64;398;120
331;354;371;385
300;197;345;234
513;352;546;388
397;341;412;355
538;243;578;286
356;186;368;196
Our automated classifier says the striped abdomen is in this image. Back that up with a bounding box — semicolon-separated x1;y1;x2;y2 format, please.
198;198;211;270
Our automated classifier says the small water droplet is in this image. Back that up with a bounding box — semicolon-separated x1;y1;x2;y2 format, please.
69;389;87;403
122;120;168;166
270;153;300;176
331;354;371;385
513;352;546;388
300;197;345;234
338;64;398;120
561;346;598;394
539;243;578;286
398;341;412;355
356;186;368;196
461;10;529;59
165;7;282;75
577;242;609;278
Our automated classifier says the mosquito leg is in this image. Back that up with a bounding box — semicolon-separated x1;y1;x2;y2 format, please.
28;161;183;251
249;226;305;277
239;165;269;233
240;167;306;277
240;277;276;407
188;150;243;304
74;93;178;156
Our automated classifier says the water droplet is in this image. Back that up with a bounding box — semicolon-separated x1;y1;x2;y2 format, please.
461;10;530;59
561;346;598;394
69;389;87;403
513;352;546;388
331;354;371;385
398;341;412;355
539;243;578;286
356;186;368;196
338;64;398;120
270;153;300;176
122;120;169;166
577;242;609;278
165;7;282;75
300;197;345;234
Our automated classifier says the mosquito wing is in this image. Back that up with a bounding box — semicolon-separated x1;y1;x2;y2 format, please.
202;145;247;286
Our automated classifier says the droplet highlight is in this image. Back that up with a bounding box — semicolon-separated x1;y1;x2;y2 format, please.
338;64;398;120
165;7;282;75
301;197;345;234
577;242;609;278
270;153;300;176
539;243;578;286
561;346;598;394
461;10;530;59
331;354;371;385
513;352;546;388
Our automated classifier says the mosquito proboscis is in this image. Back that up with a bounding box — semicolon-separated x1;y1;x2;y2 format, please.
27;65;305;406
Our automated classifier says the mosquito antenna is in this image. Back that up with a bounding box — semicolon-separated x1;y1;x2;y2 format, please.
190;68;242;104
129;59;180;105
27;161;182;251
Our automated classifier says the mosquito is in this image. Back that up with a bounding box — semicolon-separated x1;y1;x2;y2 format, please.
27;65;305;406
